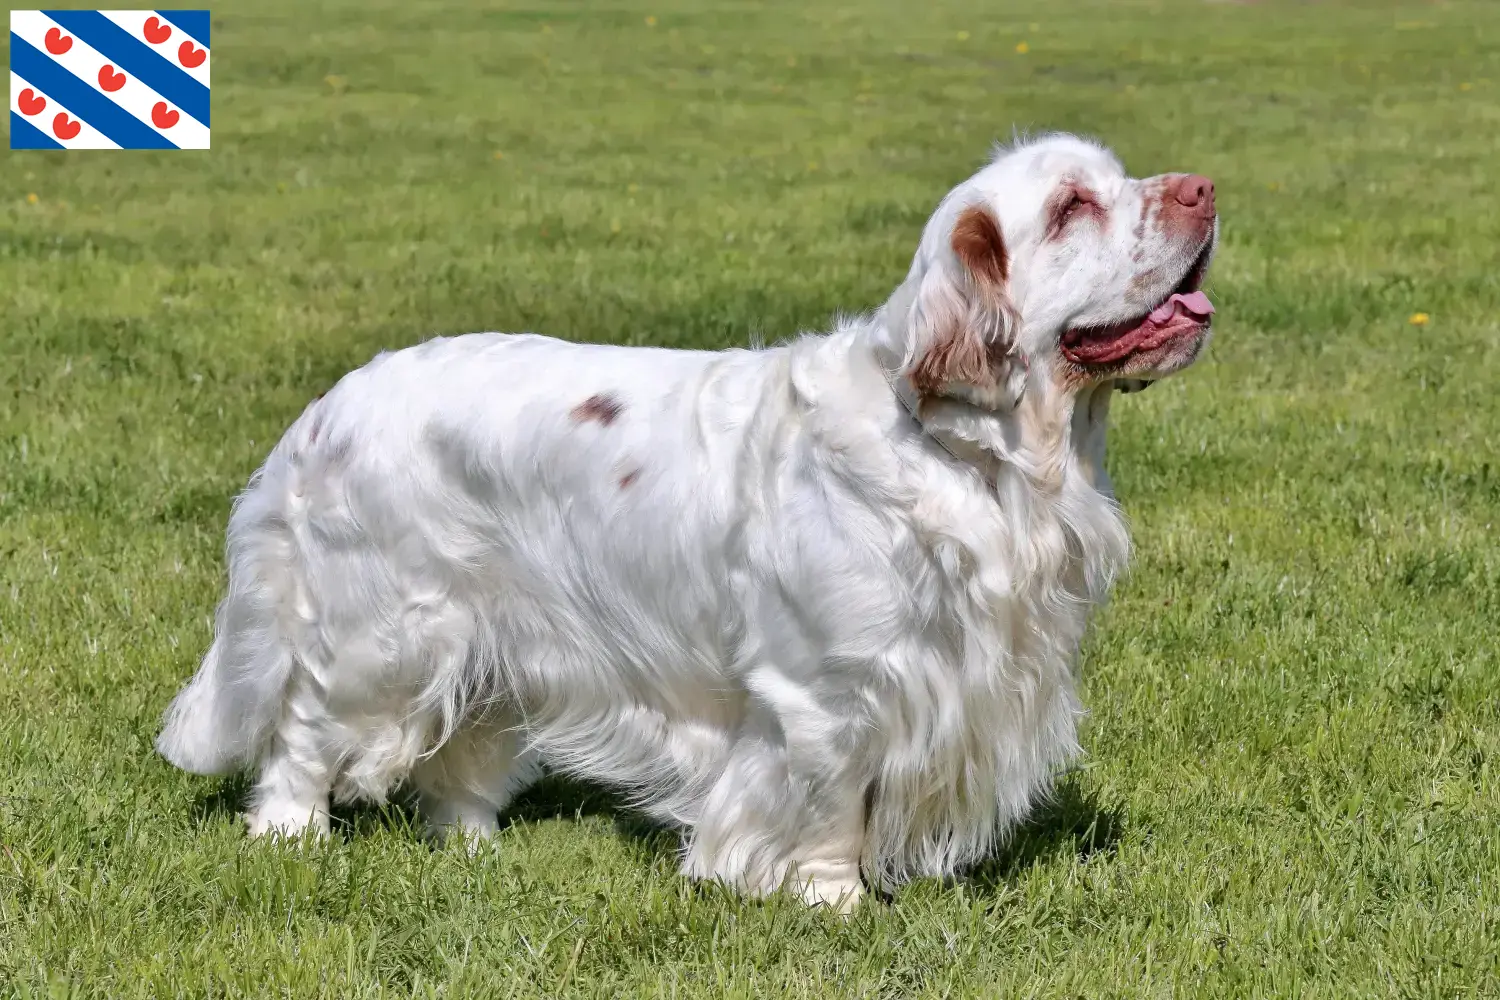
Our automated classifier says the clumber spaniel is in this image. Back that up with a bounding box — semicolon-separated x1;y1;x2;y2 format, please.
159;133;1217;910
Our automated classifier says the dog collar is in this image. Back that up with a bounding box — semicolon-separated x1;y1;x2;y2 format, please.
879;365;973;468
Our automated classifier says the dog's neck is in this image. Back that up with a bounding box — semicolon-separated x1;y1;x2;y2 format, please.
867;306;1115;499
855;316;1130;615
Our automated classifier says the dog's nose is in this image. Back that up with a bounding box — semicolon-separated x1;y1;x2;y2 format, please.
1171;174;1216;216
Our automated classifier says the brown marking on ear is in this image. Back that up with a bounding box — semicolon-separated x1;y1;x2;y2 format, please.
950;204;1008;290
571;393;624;425
908;322;1011;397
906;205;1019;401
618;469;640;489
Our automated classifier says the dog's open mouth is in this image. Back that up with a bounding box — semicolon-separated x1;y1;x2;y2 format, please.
1060;241;1215;367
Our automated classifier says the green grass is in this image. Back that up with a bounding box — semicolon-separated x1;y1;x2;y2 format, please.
3;0;1499;995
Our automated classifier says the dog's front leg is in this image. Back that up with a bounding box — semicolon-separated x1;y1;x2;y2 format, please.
680;669;869;913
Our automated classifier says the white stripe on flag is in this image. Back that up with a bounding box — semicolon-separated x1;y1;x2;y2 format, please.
98;10;210;88
11;10;209;148
10;70;122;149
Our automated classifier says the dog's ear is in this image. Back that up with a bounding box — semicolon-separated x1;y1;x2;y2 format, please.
904;203;1025;409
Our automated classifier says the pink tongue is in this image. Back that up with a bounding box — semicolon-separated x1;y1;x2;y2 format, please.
1147;290;1214;325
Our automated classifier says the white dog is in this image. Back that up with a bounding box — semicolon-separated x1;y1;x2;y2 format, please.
158;133;1218;910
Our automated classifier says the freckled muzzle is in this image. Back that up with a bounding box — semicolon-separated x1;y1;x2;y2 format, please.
1060;225;1217;368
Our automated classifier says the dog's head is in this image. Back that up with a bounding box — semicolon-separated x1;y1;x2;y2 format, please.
894;133;1218;407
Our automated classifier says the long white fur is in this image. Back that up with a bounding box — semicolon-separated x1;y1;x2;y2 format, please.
158;133;1215;909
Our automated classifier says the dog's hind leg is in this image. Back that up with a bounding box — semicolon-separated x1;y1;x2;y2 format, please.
410;716;541;846
245;666;335;839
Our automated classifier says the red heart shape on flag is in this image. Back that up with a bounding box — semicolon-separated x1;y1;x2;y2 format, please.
98;65;127;92
151;102;180;129
18;88;46;116
45;27;74;54
143;15;171;44
178;41;206;69
53;113;81;141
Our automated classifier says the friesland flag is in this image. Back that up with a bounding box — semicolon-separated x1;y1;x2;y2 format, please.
10;10;209;149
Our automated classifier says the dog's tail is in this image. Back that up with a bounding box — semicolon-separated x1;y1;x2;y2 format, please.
157;421;313;775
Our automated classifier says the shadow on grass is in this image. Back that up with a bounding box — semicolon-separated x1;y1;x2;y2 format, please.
191;772;250;824
188;769;1119;885
190;771;425;839
961;779;1127;892
493;772;1127;890
188;770;675;857
502;774;681;864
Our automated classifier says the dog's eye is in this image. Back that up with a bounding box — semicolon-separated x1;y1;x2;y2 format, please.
1048;187;1098;237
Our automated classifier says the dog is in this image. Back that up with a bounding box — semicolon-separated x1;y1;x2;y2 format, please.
158;132;1218;911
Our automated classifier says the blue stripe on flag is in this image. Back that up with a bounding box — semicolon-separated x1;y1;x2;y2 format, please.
42;10;210;127
11;110;67;149
157;9;210;48
10;35;179;149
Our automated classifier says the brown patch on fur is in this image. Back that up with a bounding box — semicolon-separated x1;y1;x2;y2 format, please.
1129;179;1168;263
618;469;640;489
905;204;1019;400
908;324;1012;396
950;204;1009;290
571;393;624;426
1130;202;1149;261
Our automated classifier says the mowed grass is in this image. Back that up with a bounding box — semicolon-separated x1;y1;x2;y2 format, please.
2;0;1498;995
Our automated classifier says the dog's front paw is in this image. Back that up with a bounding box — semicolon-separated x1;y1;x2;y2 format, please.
805;876;864;914
244;799;331;841
789;861;865;914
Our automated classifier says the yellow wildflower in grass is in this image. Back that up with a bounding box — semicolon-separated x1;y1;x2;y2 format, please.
26;193;39;204
492;151;504;161
1409;313;1430;326
1459;82;1473;91
1016;41;1030;54
645;16;657;27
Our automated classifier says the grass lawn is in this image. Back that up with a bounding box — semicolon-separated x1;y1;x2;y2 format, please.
3;0;1499;995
